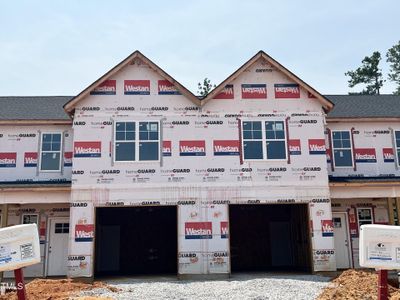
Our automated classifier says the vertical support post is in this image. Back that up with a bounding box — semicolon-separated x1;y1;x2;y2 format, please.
14;268;26;300
378;270;388;300
0;204;8;228
396;198;400;225
388;198;395;225
0;204;8;283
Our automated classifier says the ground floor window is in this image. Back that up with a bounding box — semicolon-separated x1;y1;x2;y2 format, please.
22;214;39;225
357;208;373;227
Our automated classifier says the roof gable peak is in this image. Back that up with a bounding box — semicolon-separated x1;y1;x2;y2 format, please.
202;51;334;112
63;50;200;114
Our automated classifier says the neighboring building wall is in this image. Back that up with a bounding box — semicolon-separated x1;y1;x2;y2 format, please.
0;125;73;183
0;124;72;277
326;122;400;178
331;197;389;268
0;200;70;277
68;56;334;278
327;120;400;268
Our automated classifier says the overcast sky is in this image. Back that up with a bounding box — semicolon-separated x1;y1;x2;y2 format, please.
0;0;399;96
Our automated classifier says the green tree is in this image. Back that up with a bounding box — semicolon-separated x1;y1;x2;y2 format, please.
197;78;216;96
345;51;384;95
387;41;400;95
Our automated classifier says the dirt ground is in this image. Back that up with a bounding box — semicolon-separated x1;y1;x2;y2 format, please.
318;269;400;300
0;278;117;300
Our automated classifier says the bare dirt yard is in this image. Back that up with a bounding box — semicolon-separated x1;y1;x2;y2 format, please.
318;269;400;300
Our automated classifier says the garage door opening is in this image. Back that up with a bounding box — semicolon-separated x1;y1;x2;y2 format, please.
229;204;311;272
95;206;177;276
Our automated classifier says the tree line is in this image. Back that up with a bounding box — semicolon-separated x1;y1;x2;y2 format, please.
345;41;400;95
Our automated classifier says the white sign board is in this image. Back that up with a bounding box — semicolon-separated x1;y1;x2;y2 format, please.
0;224;40;272
359;224;400;270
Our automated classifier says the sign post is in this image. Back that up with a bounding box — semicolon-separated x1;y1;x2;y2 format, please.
359;224;400;300
378;270;388;300
14;268;26;300
0;224;40;299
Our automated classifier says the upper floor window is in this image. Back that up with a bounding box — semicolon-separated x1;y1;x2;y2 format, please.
395;131;400;166
40;133;62;171
114;121;160;162
242;120;287;161
332;131;353;167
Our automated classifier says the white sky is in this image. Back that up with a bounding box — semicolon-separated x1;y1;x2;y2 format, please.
0;0;399;96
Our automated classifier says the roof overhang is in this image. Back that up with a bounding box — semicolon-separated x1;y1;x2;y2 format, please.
327;117;400;122
63;51;200;115
330;181;400;187
202;51;334;112
0;184;71;192
0;119;72;125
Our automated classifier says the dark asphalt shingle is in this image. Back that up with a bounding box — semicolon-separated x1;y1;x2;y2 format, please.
0;96;72;120
326;94;400;118
329;176;400;182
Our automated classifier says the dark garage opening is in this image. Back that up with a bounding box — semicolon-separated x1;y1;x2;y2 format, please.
95;206;177;276
229;204;311;272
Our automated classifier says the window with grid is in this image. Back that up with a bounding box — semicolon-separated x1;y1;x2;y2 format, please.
265;121;286;160
115;121;160;162
242;121;263;159
242;120;287;160
40;133;62;171
55;223;69;234
357;208;373;227
332;131;353;167
396;131;400;166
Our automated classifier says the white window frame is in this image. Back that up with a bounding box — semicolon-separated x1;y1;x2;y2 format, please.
356;207;373;228
21;213;39;225
39;132;63;172
395;130;400;167
331;130;354;168
113;120;161;163
241;119;287;162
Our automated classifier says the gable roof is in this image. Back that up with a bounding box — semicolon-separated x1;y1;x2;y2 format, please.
63;50;201;114
202;50;334;112
0;96;72;123
326;94;400;119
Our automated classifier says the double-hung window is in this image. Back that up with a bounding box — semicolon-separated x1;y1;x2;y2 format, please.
115;121;160;162
395;131;400;166
242;120;287;160
332;131;353;167
40;133;62;171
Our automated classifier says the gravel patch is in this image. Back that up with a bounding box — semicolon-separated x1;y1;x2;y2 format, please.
79;273;331;300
